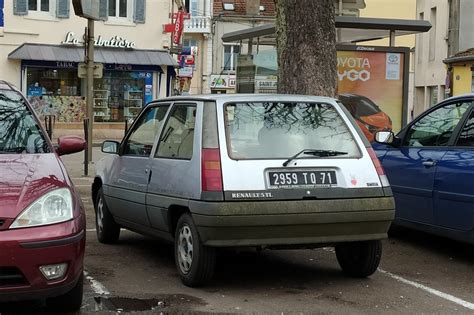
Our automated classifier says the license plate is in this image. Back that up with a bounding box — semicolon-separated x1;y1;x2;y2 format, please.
268;170;337;188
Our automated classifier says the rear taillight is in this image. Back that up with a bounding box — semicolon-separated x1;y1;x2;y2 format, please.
201;148;223;191
367;147;390;187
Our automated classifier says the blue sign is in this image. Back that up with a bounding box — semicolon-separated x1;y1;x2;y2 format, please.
0;0;4;28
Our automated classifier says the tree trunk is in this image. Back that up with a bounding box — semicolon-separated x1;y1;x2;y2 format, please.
275;0;337;97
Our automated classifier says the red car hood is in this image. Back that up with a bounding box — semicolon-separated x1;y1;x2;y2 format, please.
0;153;69;219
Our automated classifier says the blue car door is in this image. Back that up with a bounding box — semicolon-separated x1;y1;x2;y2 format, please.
434;104;474;232
380;101;471;226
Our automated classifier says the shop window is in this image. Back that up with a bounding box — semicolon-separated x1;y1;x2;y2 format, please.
223;44;240;72
93;71;150;123
26;68;81;97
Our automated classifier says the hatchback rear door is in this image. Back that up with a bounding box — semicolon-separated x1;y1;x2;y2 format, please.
216;98;383;201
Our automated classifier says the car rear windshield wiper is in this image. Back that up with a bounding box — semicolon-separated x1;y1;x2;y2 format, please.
282;149;348;167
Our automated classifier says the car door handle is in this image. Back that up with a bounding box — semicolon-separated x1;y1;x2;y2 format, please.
422;160;437;167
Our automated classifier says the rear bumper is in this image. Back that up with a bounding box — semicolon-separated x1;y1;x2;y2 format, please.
190;197;395;247
0;216;85;302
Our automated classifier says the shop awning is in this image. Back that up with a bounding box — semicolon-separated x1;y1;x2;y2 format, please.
8;43;177;66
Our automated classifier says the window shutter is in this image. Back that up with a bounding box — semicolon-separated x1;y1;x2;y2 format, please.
99;0;109;20
56;0;70;18
134;0;145;23
14;0;28;15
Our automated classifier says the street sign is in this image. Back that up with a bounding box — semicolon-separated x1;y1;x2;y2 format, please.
78;63;103;78
72;0;104;20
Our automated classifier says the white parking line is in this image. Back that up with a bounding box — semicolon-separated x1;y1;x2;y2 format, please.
84;270;110;295
378;269;474;311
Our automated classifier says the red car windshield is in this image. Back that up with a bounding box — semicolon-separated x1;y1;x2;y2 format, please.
0;90;50;154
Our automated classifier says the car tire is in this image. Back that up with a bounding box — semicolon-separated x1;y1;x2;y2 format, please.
95;187;120;244
46;272;83;311
175;213;215;287
335;240;382;277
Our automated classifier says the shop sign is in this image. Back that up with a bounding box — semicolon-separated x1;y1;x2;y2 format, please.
178;66;193;78
178;55;195;67
173;9;185;45
255;76;277;90
62;31;137;49
181;46;198;56
210;75;236;89
56;61;76;68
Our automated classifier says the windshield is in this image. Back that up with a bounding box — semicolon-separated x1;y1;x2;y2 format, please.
339;95;381;117
224;102;360;159
0;90;50;154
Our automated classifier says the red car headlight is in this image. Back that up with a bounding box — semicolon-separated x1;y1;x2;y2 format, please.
10;188;73;229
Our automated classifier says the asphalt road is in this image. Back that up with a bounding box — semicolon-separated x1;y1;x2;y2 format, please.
1;149;473;314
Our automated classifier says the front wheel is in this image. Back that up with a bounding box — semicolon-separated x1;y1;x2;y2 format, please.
335;240;382;277
175;213;215;287
95;188;120;244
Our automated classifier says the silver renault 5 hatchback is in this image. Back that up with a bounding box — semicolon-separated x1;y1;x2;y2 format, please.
93;94;395;287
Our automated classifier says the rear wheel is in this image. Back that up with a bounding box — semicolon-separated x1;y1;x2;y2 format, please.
46;272;83;311
175;213;215;287
335;240;382;277
95;188;120;244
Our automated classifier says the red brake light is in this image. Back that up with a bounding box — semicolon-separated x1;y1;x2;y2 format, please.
367;147;385;176
201;148;223;192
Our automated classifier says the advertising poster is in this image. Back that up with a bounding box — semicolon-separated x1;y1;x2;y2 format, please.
337;47;408;141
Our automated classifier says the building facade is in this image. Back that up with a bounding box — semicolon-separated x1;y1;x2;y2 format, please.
0;0;177;138
414;0;474;116
177;0;212;95
209;0;275;94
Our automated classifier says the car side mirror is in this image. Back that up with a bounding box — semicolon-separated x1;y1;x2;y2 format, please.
57;135;86;156
374;131;395;144
101;140;120;154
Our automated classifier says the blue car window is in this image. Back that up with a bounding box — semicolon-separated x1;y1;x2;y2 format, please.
404;102;471;147
456;110;474;146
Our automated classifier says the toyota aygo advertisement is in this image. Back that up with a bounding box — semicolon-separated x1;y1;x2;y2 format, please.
337;46;409;142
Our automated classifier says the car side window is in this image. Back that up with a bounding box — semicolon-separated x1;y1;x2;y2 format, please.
123;105;170;156
404;102;471;147
156;105;196;159
456;110;474;147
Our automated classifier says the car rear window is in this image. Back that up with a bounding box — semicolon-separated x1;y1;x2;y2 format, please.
224;102;361;159
0;90;50;154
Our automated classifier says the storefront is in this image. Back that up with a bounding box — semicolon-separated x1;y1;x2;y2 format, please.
9;39;176;124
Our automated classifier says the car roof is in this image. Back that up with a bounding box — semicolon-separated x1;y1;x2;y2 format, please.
152;94;339;104
442;93;474;103
0;80;17;92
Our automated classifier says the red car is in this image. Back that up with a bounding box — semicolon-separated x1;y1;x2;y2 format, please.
0;81;86;311
338;93;392;142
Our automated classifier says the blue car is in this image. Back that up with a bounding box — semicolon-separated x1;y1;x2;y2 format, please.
373;94;474;244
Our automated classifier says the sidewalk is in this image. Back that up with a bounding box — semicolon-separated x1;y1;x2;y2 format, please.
60;147;106;196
